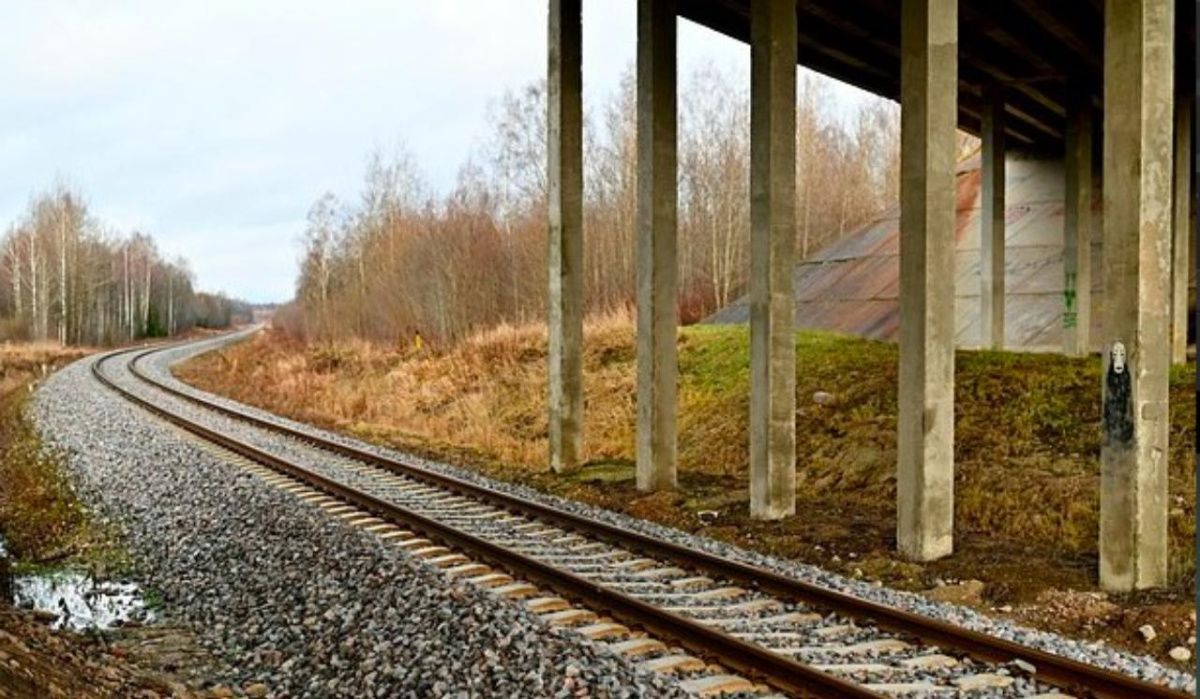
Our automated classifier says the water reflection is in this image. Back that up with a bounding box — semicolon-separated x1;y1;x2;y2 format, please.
13;572;152;631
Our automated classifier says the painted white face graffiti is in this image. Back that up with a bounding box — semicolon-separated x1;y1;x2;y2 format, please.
1110;341;1126;375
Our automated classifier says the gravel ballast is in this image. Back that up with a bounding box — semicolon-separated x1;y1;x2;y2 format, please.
139;329;1196;696
34;348;686;698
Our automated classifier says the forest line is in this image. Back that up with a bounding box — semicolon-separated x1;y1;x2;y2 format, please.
285;65;917;346
0;185;248;346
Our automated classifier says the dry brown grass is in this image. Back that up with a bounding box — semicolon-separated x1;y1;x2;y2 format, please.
0;343;92;561
178;318;1196;594
0;343;90;398
196;309;641;470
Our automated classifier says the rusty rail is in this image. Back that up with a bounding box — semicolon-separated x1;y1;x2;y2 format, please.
104;341;1191;699
95;347;882;699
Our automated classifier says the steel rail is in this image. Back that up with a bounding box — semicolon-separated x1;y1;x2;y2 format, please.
120;340;1190;699
94;348;885;699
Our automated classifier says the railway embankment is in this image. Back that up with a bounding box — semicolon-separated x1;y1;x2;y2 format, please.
177;320;1197;670
32;348;686;698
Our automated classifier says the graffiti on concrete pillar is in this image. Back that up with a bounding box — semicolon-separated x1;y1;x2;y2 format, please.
1102;341;1133;447
1062;271;1077;329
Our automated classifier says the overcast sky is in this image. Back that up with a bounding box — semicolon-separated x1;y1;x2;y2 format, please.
1;2;874;303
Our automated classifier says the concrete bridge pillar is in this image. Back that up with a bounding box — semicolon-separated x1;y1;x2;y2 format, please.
547;0;584;474
1100;0;1174;592
897;0;957;561
748;0;797;520
980;84;1006;350
1063;94;1094;357
1171;93;1193;365
636;0;679;492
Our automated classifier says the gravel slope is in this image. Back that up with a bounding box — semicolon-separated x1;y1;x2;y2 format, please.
34;348;686;698
142;329;1196;696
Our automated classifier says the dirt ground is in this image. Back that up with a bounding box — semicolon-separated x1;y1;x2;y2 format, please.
0;605;219;699
177;323;1197;670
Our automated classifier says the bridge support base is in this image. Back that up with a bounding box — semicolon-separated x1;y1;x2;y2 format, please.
635;0;679;492
897;0;957;562
748;0;798;520
547;0;584;474
1099;0;1173;592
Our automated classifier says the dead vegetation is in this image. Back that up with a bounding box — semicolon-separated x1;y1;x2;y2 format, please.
0;344;92;562
178;318;1196;664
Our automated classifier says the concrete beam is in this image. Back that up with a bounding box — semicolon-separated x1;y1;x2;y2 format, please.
1170;94;1192;364
980;84;1006;350
636;0;678;492
1063;93;1094;357
897;0;957;561
1100;0;1174;592
748;0;797;520
547;0;584;474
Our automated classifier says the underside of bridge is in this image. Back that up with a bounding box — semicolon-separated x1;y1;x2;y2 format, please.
679;0;1196;153
546;0;1196;592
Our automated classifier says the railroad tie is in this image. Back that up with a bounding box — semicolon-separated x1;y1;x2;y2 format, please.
954;673;1015;691
900;654;959;671
576;622;629;641
677;675;756;697
640;654;706;674
525;597;571;614
444;563;491;578
539;609;597;627
467;573;516;589
606;638;667;658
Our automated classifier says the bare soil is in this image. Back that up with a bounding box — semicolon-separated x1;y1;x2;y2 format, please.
0;606;217;698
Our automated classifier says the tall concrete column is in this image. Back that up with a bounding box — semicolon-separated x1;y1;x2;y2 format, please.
547;0;584;474
635;0;678;492
748;0;797;520
897;0;957;561
980;84;1006;349
1100;0;1174;592
1063;94;1094;357
1170;94;1192;364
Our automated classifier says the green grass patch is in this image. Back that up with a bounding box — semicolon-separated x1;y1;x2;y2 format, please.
0;390;88;562
676;324;1194;571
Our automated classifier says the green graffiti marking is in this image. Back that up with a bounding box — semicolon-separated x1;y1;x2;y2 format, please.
1063;271;1077;329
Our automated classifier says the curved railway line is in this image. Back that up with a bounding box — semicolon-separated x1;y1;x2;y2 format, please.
91;338;1192;699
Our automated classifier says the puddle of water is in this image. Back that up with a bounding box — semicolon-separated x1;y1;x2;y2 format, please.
13;571;153;631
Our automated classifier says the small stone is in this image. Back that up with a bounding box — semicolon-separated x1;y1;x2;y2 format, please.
1138;624;1157;642
208;687;234;699
812;390;834;405
1013;659;1036;675
1168;646;1191;663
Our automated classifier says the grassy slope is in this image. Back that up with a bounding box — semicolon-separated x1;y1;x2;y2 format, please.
180;321;1195;583
179;321;1199;663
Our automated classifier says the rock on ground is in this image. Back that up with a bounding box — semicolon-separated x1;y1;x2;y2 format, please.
33;355;683;698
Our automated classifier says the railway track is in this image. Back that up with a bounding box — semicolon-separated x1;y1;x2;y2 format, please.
92;338;1192;699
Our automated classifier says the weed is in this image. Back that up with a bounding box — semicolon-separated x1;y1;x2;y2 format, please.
179;319;1196;583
